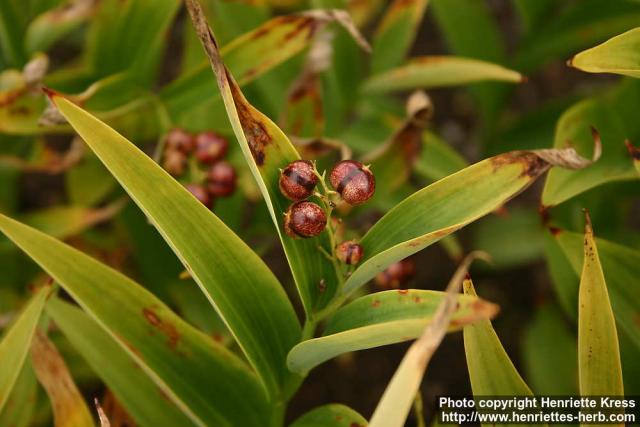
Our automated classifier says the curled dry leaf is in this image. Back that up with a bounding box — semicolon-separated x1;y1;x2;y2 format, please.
301;10;371;53
533;126;602;170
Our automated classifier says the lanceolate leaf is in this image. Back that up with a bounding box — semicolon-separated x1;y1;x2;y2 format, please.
578;214;624;396
463;278;534;397
186;0;341;314
552;229;640;351
0;285;49;414
0;361;38;427
370;0;429;74
0;214;271;427
291;404;368;427
47;298;194;427
569;27;640;78
344;149;591;296
47;93;300;397
542;99;637;206
287;289;498;373
30;330;94;427
363;56;523;94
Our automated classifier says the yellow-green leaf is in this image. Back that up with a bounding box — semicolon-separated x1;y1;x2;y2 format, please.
463;278;535;415
570;27;640;78
0;214;270;427
47;92;300;397
370;0;429;74
30;330;94;427
363;56;523;94
0;360;38;427
288;289;498;373
344;149;589;296
0;286;49;414
47;298;194;427
578;214;624;397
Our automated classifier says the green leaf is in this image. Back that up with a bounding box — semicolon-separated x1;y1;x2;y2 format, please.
415;131;467;182
521;304;578;395
569;27;640;78
363;56;523;94
287;289;498;373
0;0;27;66
552;229;640;352
344;149;579;295
46;298;195;427
185;1;341;314
463;278;534;399
86;0;180;83
291;404;368;427
578;215;624;396
25;1;95;54
0;361;38;427
370;0;429;74
0;214;271;427
0;286;49;414
542;99;637;206
161;14;324;119
30;330;94;427
47;93;300;397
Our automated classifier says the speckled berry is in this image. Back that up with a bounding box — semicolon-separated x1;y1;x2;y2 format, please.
336;240;364;265
206;161;236;197
279;160;318;201
165;128;194;153
375;258;416;289
284;201;327;238
185;183;211;207
329;160;375;205
194;131;228;164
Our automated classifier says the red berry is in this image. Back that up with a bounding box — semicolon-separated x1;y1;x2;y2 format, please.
194;131;228;164
184;183;211;207
206;161;236;197
336;240;364;265
375;258;416;289
165;128;194;153
284;201;327;238
329;160;375;205
279;160;318;201
163;149;187;176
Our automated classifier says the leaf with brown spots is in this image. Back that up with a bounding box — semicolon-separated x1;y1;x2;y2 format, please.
551;226;640;352
363;91;433;200
186;0;360;314
578;212;624;400
0;285;50;414
343;147;593;296
0;214;272;426
47;298;194;427
287;285;498;373
30;330;94;427
290;404;368;427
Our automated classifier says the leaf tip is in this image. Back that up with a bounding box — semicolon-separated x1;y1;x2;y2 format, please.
583;208;593;235
624;139;640;160
41;86;60;101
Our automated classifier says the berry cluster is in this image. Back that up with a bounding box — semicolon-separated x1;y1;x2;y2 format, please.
279;159;375;266
374;258;416;289
163;128;237;209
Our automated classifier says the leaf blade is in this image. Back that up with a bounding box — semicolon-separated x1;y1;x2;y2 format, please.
0;286;49;413
291;404;368;427
570;27;640;78
48;93;300;396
